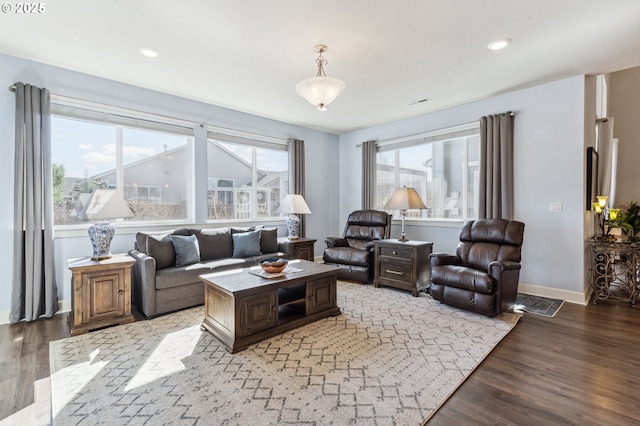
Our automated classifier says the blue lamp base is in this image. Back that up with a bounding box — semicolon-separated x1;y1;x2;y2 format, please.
88;222;115;260
286;214;301;239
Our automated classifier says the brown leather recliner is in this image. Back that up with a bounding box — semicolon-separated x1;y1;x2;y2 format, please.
429;219;525;317
323;210;392;283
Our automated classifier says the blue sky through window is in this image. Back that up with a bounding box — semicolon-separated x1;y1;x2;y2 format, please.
52;117;187;178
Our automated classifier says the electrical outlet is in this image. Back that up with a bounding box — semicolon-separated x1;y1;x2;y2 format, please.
549;202;562;212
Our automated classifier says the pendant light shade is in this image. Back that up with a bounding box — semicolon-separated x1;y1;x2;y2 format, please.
296;45;346;111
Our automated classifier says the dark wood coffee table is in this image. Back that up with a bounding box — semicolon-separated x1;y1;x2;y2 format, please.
200;260;340;353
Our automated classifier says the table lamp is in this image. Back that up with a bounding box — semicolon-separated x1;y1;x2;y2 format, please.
276;194;311;239
79;189;134;260
383;186;427;242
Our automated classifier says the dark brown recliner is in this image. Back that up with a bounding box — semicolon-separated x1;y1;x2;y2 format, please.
323;210;392;283
429;219;525;317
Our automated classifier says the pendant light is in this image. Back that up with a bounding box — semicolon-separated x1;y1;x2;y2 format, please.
295;45;346;111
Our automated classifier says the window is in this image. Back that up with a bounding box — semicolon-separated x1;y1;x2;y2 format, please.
376;124;480;220
206;131;289;221
50;97;292;227
51;101;194;225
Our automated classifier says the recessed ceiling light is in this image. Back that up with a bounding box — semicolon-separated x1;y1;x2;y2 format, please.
487;38;511;51
138;47;159;58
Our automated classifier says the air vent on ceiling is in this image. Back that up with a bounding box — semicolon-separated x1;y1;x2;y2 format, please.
406;97;431;106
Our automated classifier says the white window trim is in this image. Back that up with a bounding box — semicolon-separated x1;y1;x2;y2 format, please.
376;122;479;150
51;95;197;134
206;125;288;148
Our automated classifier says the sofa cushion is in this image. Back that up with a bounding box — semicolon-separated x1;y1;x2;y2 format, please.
135;228;189;255
259;228;278;254
232;230;262;258
203;257;251;270
191;228;233;261
155;263;212;290
135;232;148;253
171;235;200;267
231;226;253;234
155;258;250;290
146;234;177;270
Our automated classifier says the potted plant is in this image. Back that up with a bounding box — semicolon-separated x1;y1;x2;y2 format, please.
621;201;640;241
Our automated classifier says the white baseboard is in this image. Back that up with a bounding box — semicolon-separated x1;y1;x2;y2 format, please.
518;282;590;305
0;299;71;325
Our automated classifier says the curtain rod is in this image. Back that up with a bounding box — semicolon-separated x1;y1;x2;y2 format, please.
9;83;206;128
354;111;516;148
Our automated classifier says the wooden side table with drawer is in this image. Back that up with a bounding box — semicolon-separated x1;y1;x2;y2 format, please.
373;239;433;296
67;253;136;336
278;237;317;261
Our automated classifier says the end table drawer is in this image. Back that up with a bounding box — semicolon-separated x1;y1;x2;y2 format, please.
378;262;413;284
379;245;413;261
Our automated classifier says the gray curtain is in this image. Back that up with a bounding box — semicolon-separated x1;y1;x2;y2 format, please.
11;83;58;323
596;118;615;207
361;140;377;209
479;112;515;219
288;138;306;237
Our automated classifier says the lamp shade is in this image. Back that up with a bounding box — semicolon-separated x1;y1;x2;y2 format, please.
276;194;311;239
383;187;427;211
276;194;312;215
296;76;346;110
383;187;426;242
79;189;133;221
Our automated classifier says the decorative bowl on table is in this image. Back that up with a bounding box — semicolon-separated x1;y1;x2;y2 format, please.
259;258;288;274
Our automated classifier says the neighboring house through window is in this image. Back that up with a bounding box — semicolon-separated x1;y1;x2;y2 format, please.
376;123;480;220
206;130;288;221
51;98;290;226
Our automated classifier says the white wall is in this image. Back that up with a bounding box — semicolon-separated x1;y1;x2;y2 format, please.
338;76;589;302
0;53;340;320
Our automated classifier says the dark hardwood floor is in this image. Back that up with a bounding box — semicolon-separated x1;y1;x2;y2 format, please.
429;300;640;425
1;300;639;425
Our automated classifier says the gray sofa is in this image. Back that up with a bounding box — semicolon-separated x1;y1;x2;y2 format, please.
128;226;287;318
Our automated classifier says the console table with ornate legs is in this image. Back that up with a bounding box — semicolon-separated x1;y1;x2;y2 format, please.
588;239;640;306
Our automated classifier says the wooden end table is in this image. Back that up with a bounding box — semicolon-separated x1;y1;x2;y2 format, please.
277;237;317;261
373;239;433;296
67;253;135;336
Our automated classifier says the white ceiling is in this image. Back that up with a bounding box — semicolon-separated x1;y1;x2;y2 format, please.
2;0;640;135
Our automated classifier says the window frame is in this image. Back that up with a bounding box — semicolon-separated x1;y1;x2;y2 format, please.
51;96;292;236
51;97;196;229
205;127;290;222
375;122;480;223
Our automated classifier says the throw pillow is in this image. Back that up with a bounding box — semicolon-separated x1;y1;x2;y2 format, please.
232;230;262;258
191;228;233;261
171;234;201;267
259;228;278;254
135;229;190;254
146;234;176;270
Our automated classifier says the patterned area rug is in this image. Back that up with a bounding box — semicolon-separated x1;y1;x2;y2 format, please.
50;281;520;425
514;293;565;317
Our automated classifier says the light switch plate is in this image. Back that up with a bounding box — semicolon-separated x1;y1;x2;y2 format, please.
549;202;562;212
